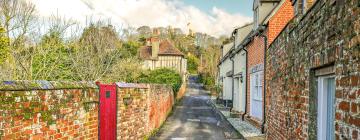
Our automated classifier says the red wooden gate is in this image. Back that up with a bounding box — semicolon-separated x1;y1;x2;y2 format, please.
99;83;117;140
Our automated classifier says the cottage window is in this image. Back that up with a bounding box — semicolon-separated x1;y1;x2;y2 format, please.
250;71;263;120
317;75;335;140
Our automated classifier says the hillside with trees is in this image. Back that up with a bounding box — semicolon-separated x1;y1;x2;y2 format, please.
0;0;225;88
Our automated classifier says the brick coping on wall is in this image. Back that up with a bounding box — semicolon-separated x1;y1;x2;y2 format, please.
115;82;173;89
0;80;98;91
0;81;176;91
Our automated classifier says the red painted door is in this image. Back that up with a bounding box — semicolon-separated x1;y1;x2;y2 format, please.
99;84;117;140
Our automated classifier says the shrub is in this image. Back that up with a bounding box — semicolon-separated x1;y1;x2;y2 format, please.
199;73;215;89
139;68;182;93
186;54;199;74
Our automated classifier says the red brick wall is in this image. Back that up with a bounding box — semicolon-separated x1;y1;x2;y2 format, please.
266;0;360;139
267;0;295;45
245;36;265;128
117;87;148;140
148;84;174;131
176;83;187;100
0;81;99;140
116;83;174;140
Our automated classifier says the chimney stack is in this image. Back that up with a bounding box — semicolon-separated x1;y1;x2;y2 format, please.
151;28;160;58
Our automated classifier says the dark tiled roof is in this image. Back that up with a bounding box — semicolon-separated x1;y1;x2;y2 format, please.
139;40;184;60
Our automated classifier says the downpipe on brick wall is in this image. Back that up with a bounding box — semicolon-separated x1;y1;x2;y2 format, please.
257;25;267;134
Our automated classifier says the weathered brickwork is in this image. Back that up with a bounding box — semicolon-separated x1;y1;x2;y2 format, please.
245;35;265;128
266;0;360;139
148;84;174;131
0;81;99;140
116;84;149;140
176;84;187;100
116;83;174;140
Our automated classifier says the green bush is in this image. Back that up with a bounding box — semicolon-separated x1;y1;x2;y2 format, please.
186;54;199;74
119;41;141;58
139;68;182;93
199;73;215;89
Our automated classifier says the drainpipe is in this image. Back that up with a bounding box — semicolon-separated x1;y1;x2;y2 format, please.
241;47;248;121
258;25;268;134
230;33;236;109
230;56;235;109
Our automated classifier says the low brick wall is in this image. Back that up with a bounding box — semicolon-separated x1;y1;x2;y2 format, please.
116;83;174;140
176;83;187;100
0;81;99;140
1;81;176;140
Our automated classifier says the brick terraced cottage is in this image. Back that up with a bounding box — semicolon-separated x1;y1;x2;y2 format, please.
265;0;360;139
242;0;281;131
219;0;300;135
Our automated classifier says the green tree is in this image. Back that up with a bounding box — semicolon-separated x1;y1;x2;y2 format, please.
119;41;141;58
0;26;9;65
31;30;73;80
186;54;199;74
104;57;143;83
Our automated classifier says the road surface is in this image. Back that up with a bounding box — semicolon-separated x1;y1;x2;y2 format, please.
151;75;242;140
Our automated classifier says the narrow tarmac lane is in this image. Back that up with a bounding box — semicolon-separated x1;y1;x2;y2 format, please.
151;75;242;140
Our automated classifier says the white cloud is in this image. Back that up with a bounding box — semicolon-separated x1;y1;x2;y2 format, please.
25;0;252;37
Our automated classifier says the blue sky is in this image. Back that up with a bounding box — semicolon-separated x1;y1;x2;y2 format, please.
26;0;253;36
183;0;253;16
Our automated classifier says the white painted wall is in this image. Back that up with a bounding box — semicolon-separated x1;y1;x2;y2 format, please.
232;51;246;112
222;58;233;100
222;42;233;57
234;24;253;47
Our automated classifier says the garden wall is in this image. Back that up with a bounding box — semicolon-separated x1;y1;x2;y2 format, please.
0;81;177;140
176;83;187;100
0;81;99;140
116;83;174;140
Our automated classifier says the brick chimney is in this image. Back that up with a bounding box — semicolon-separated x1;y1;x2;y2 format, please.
151;28;160;58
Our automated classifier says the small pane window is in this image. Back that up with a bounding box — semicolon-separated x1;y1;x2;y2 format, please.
317;76;335;140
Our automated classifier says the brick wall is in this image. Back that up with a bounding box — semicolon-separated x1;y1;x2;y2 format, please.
0;81;99;140
148;84;174;131
245;35;265;128
266;0;360;139
176;83;187;100
116;83;174;140
267;0;294;45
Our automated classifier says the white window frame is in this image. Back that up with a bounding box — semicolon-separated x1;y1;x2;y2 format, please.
317;75;335;140
252;71;263;101
250;71;263;120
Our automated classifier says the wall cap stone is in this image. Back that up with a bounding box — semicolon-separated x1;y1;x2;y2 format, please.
116;82;149;88
115;82;172;89
0;80;97;91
